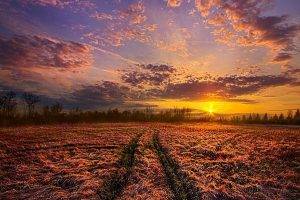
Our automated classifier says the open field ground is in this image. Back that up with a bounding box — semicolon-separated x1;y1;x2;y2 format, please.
0;123;299;199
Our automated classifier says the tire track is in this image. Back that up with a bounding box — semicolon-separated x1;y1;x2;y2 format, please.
97;133;142;200
152;131;202;200
118;130;173;199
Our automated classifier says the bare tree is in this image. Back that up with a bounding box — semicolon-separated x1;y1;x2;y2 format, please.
0;91;17;118
22;93;40;117
50;102;63;115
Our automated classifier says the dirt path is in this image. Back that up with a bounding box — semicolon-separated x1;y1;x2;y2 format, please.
118;130;173;200
152;130;202;200
97;133;142;200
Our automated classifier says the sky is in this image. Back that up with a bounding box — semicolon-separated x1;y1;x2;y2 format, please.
0;0;299;114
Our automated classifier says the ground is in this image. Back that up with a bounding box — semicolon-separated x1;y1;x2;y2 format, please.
0;123;299;199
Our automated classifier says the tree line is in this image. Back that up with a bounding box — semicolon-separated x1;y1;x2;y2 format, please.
229;111;300;125
1;91;299;126
0;91;192;126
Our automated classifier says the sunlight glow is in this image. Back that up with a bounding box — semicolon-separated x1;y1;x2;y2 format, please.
207;102;214;114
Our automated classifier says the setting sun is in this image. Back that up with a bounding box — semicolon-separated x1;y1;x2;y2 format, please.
207;102;214;114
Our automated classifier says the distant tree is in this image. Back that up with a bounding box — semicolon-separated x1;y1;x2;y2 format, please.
254;114;261;123
50;102;63;114
294;109;300;124
22;93;40;117
286;110;293;124
43;106;50;116
0;91;17;118
278;113;285;124
294;109;300;119
263;113;268;123
272;114;279;123
248;114;253;123
242;115;246;122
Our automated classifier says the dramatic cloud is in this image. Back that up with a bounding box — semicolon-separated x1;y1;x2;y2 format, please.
0;35;92;70
121;64;176;87
0;34;93;98
160;74;296;100
119;63;298;102
195;0;300;61
71;81;132;108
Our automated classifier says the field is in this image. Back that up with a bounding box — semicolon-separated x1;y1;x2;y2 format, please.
0;123;299;199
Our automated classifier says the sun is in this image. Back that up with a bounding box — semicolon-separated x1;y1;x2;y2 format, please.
207;102;214;114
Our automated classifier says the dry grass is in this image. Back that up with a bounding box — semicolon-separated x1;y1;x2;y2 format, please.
0;123;140;199
0;123;299;199
157;123;300;200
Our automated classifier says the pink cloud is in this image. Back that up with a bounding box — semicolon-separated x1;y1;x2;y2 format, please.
87;1;157;48
0;35;93;70
195;0;300;62
0;34;94;95
22;0;95;12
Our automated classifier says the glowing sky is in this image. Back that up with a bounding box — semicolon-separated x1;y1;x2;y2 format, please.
0;0;299;113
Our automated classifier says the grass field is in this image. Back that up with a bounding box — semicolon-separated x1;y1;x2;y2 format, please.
0;123;299;199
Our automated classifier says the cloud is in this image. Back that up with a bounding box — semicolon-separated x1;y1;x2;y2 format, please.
155;38;189;57
167;0;182;7
273;52;293;62
2;61;298;108
118;63;298;103
87;1;189;57
103;27;152;47
159;74;296;100
226;98;259;104
22;0;95;11
0;34;94;98
195;0;300;62
0;34;92;71
121;64;176;87
87;1;157;47
71;81;132;108
0;1;42;35
23;0;71;7
121;1;147;25
154;27;191;57
141;64;176;73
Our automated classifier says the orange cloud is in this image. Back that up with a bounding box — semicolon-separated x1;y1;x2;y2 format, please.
195;0;300;62
167;0;182;7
